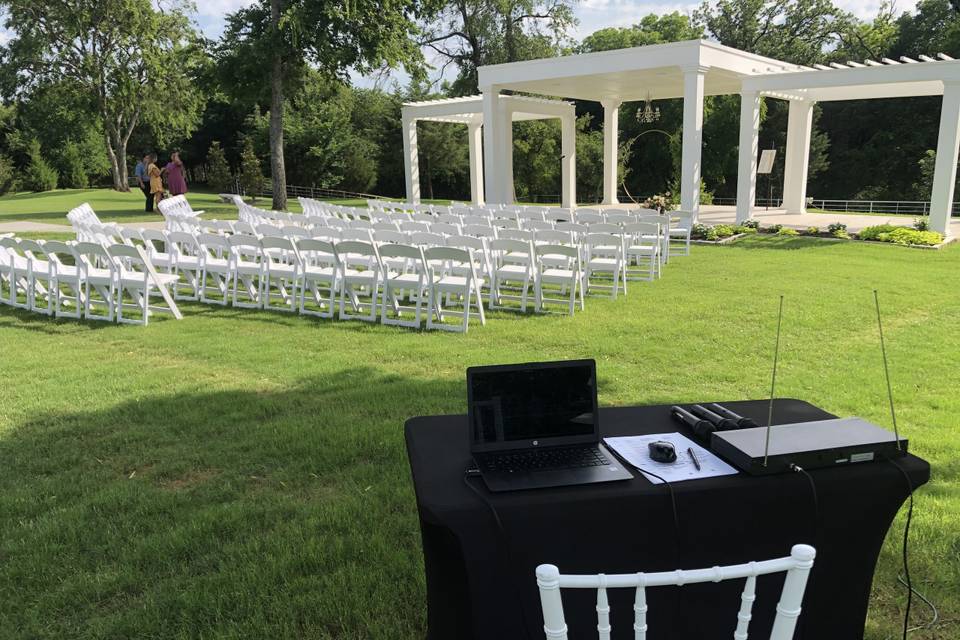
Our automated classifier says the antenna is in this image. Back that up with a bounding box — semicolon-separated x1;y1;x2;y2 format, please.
874;290;903;452
764;295;784;467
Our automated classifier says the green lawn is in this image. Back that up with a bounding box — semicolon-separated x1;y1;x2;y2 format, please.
0;189;314;225
0;232;957;638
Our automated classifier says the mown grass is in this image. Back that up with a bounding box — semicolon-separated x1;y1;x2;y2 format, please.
0;233;957;639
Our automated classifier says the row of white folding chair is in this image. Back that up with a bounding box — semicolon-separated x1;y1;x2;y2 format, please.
0;236;178;324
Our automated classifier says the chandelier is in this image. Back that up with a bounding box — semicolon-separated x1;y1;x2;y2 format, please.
636;92;660;124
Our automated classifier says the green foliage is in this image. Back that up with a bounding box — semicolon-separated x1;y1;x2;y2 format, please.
913;217;930;232
206;142;233;192
740;219;760;229
767;223;783;233
579;13;703;52
705;223;736;240
806;226;820;234
776;227;799;236
691;222;710;239
827;222;848;235
733;225;757;234
60;141;89;189
833;230;851;239
0;154;17;195
23;139;58;192
859;224;901;241
873;227;944;246
238;137;265;202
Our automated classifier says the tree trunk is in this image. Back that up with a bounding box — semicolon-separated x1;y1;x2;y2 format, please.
269;0;287;211
104;127;129;192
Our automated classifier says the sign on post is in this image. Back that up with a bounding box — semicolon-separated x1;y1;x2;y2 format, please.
757;149;777;174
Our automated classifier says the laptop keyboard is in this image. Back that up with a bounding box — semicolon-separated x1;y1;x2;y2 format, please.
478;445;609;473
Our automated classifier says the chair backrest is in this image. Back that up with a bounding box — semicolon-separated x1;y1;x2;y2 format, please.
256;223;283;238
107;242;147;266
535;243;579;264
546;208;573;223
18;238;48;262
119;227;144;245
492;218;520;230
335;240;380;264
373;229;407;245
605;212;633;225
498;228;534;242
461;215;492;227
296;238;338;268
524;220;555;232
556;222;589;238
400;221;430;233
431;222;461;237
281;225;310;238
535;544;816;640
198;232;231;258
536;229;574;245
489;238;532;260
584;233;624;257
373;221;400;232
409;231;445;248
260;235;297;253
589;223;621;235
378;243;427;274
623;221;661;241
576;210;604;224
423;246;473;271
445;234;485;252
463;224;497;239
73;241;114;271
340;228;373;242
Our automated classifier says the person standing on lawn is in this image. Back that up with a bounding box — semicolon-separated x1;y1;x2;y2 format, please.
163;151;188;196
147;154;164;211
134;153;153;212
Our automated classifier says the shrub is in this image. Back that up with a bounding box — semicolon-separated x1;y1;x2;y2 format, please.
806;226;820;235
740;219;760;229
859;224;901;241
691;222;709;239
913;217;930;231
776;227;799;236
238;137;264;202
879;228;943;246
61;141;88;189
206;141;233;192
706;224;736;241
0;154;17;195
732;225;757;234
833;229;850;239
827;221;847;235
766;224;783;234
24;139;58;192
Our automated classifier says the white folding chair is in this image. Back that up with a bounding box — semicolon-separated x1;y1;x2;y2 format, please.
400;220;431;234
18;239;54;315
228;234;264;309
584;233;627;299
42;241;84;319
576;210;605;224
431;222;461;237
668;211;694;257
546;208;574;223
168;232;203;301
534;244;584;315
198;233;232;305
336;240;382;323
489;238;535;312
536;544;816;640
296;238;339;318
463;225;497;242
605;212;634;226
281;225;310;239
623;221;661;281
107;244;179;325
260;236;300;312
0;237;33;309
524;220;555;232
445;235;491;285
141;229;176;273
379;243;429;328
73;242;117;321
423;246;485;333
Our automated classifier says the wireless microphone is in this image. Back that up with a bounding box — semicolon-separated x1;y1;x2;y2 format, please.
690;404;738;431
670;405;716;440
706;403;760;429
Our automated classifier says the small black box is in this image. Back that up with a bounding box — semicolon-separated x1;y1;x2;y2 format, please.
711;417;908;475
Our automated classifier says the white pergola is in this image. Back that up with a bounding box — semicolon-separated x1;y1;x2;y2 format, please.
472;39;960;235
401;95;576;207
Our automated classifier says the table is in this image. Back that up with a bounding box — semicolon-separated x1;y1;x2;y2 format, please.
405;399;930;640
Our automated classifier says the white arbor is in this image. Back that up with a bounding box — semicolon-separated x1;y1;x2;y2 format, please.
470;39;960;236
401;95;576;207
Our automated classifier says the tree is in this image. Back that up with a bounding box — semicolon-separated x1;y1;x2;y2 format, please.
206;141;233;192
421;0;576;94
578;13;703;52
220;0;429;211
0;0;204;191
238;136;265;202
23;138;58;192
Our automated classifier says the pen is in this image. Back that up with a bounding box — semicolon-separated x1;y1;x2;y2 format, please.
687;447;701;471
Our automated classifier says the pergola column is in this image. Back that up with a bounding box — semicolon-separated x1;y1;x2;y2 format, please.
736;90;761;223
467;121;485;205
401;113;420;204
482;87;505;204
681;65;708;217
561;111;577;209
601;98;621;205
783;99;814;214
930;81;960;236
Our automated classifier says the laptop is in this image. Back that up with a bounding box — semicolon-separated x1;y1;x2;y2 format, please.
467;359;633;492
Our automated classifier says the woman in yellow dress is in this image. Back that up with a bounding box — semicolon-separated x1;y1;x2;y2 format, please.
147;154;163;210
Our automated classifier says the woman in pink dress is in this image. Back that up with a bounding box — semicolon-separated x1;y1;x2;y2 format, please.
163;151;188;196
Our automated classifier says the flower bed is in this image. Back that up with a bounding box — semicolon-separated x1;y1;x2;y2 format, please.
690;218;951;248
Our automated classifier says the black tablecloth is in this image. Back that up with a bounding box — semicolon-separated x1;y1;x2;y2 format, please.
405;399;930;640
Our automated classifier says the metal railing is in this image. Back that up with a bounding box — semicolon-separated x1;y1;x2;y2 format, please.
239;180;388;203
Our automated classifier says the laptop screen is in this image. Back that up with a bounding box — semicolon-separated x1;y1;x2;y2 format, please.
467;359;598;452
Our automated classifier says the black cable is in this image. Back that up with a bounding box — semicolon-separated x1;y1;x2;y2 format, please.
887;459;916;640
789;464;819;545
462;471;534;640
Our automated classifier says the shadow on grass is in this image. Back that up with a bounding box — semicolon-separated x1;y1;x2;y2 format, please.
0;368;460;638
